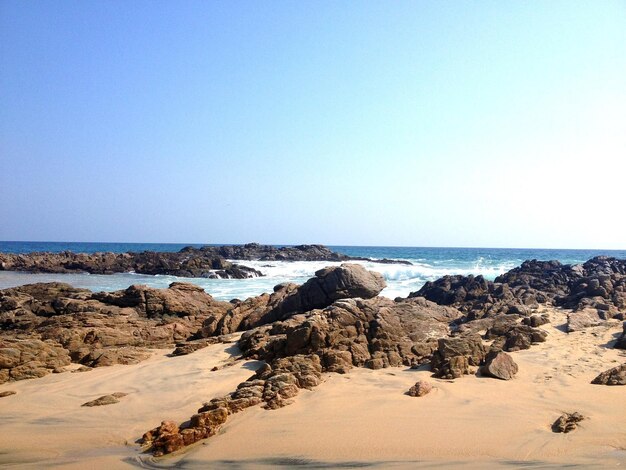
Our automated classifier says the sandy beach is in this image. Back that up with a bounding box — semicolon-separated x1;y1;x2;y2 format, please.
1;307;624;469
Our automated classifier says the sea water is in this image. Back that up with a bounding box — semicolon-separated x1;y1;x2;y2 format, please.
1;242;625;301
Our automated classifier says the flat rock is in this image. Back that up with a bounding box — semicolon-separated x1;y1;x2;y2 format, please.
82;392;128;407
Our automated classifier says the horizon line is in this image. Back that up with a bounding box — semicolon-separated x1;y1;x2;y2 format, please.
1;239;625;252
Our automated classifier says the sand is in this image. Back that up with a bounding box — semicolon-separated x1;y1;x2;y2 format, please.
1;308;625;469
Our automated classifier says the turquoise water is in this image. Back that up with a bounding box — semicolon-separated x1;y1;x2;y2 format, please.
1;241;625;301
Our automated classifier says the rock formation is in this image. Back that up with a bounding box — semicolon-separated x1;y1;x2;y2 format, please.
0;282;231;383
0;243;411;279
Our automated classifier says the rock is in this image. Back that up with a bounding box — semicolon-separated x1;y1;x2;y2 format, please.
0;338;71;384
430;334;486;379
172;338;220;356
522;314;550;327
591;363;626;385
552;412;585;433
0;390;16;397
81;392;128;407
407;380;433;397
72;366;93;373
0;281;233;382
567;309;603;332
480;351;518;380
613;322;626;350
0;244;410;281
200;264;387;336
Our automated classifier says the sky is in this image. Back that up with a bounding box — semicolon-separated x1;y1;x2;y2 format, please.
1;1;625;249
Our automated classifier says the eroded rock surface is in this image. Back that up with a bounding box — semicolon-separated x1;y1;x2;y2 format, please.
552;412;585;433
0;282;231;383
591;363;626;385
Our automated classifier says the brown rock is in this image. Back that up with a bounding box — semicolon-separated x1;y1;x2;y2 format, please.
407;380;433;397
480;351;518;380
591;363;626;385
552;412;585;433
0;390;16;397
81;392;128;407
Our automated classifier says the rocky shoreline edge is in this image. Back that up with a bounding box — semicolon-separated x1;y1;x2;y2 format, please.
0;243;410;279
0;255;624;458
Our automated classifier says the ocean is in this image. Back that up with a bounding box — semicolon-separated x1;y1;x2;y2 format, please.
1;241;625;301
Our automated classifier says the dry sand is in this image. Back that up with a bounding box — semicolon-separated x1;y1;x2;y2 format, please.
1;308;624;469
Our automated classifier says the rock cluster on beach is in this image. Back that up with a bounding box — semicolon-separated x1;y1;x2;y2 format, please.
1;255;625;456
0;282;231;382
0;243;410;279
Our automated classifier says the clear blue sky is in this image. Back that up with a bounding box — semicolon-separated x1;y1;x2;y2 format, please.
1;1;624;248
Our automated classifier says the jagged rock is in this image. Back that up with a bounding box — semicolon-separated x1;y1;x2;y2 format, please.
200;264;386;336
143;354;323;456
552;412;585;433
408;274;539;320
480;351;518;380
407;380;433;397
430;334;486;379
81;392;128;407
0;390;16;397
591;363;626;385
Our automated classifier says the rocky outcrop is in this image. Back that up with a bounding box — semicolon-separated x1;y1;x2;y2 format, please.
200;264;387;336
410;257;626;327
0;244;411;280
552;412;585;433
180;243;411;265
0;282;231;383
238;296;463;372
142;354;322;456
408;274;541;320
0;251;262;279
591;363;626;385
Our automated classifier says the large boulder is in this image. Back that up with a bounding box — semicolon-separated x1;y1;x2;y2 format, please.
480;351;518;380
200;264;386;337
